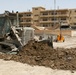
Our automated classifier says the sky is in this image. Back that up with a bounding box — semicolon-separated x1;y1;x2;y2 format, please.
0;0;76;13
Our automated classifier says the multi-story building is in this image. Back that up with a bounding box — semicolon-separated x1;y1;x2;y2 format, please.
69;9;76;25
19;7;45;27
32;7;45;26
18;7;76;28
40;9;69;27
19;12;33;27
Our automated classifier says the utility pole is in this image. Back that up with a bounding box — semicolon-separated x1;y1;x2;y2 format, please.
54;0;56;26
54;0;56;11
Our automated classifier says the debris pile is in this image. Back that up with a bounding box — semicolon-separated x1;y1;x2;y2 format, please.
0;40;76;71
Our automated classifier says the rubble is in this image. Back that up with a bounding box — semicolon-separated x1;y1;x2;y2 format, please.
0;40;76;71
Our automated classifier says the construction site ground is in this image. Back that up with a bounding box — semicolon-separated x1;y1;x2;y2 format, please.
53;36;76;49
0;59;76;75
0;36;76;75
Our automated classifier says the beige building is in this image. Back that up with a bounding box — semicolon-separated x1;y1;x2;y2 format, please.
69;9;76;25
19;11;33;27
40;9;69;27
19;7;76;27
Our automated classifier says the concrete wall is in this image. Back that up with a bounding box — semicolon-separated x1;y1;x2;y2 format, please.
71;30;76;36
35;30;71;36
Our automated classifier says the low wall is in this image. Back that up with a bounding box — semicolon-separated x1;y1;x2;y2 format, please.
71;30;76;36
35;30;71;36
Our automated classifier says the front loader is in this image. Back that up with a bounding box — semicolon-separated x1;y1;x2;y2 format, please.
0;11;34;54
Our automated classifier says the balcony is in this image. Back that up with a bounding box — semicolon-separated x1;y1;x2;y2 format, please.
21;16;33;19
39;20;58;23
40;15;49;18
20;21;33;24
40;14;69;18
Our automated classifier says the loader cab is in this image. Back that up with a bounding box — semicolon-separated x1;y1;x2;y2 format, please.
0;16;11;38
0;11;17;39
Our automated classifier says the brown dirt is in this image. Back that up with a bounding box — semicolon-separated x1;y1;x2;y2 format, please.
0;40;76;71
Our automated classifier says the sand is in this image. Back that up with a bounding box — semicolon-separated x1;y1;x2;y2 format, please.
0;59;76;75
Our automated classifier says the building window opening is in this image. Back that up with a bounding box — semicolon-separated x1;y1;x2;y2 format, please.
26;20;31;22
43;18;48;21
42;13;48;15
61;18;66;20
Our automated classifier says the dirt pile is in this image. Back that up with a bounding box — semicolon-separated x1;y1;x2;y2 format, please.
0;40;76;71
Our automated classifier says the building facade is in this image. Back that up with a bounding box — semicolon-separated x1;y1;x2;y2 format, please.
69;9;76;25
19;7;76;27
19;12;33;27
40;9;69;27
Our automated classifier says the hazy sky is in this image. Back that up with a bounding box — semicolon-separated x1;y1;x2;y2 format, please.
0;0;76;13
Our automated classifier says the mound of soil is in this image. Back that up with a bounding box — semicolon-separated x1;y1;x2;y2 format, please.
0;40;76;71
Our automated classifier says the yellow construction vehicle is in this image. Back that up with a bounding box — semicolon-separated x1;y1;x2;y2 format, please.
56;21;65;42
56;34;65;42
